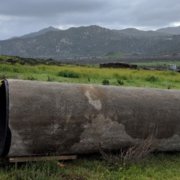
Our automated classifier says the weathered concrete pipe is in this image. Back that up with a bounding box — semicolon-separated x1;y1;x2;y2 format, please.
0;79;180;157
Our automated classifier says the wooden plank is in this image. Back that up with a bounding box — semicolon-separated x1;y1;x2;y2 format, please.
9;155;77;163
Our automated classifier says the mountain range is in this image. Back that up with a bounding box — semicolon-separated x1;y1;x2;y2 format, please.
0;25;180;60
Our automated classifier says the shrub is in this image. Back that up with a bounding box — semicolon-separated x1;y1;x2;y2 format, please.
102;79;110;85
145;75;159;82
13;67;20;73
117;79;124;85
27;76;37;80
167;85;171;89
0;74;6;79
168;71;177;76
58;70;80;78
167;84;174;89
113;74;128;80
47;76;54;81
99;136;156;169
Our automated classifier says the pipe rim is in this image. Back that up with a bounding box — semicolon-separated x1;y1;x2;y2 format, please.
0;79;10;157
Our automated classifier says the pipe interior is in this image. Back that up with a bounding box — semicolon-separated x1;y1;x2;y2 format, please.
0;80;11;157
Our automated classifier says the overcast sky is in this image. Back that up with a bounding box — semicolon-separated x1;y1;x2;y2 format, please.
0;0;180;40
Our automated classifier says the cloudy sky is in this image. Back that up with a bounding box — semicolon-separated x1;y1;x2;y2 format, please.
0;0;180;40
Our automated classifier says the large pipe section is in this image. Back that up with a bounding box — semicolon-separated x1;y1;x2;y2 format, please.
0;79;180;157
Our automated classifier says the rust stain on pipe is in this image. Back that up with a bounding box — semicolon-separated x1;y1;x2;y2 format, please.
0;79;180;157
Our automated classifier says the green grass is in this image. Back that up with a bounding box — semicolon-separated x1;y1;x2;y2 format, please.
136;61;180;67
0;63;180;89
0;154;180;180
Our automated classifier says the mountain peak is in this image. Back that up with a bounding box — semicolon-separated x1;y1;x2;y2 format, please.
39;26;59;32
122;28;140;31
21;26;59;39
68;25;108;30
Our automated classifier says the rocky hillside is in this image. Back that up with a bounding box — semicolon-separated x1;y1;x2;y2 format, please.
0;25;180;60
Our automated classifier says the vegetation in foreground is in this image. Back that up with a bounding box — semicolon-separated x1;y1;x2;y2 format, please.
136;61;180;67
0;56;180;179
0;60;180;89
0;154;180;180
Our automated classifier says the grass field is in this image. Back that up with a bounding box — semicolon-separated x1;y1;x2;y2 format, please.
136;61;180;67
0;154;180;180
0;58;180;179
0;63;180;89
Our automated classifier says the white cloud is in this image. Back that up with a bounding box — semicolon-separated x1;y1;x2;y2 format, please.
170;22;180;27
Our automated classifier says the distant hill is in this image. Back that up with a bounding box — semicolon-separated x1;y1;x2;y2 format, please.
119;28;166;37
0;25;180;60
157;26;180;35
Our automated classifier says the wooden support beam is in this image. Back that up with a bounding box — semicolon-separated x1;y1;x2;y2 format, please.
8;155;77;163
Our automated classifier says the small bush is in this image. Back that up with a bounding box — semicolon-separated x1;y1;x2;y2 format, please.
167;84;174;89
167;85;171;89
102;79;110;85
100;136;156;169
0;74;6;79
47;76;54;81
168;71;177;76
113;74;128;80
58;70;80;78
117;79;124;85
27;76;37;80
145;75;159;82
12;67;20;73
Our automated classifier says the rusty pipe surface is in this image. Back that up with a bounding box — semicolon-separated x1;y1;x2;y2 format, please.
0;79;180;157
